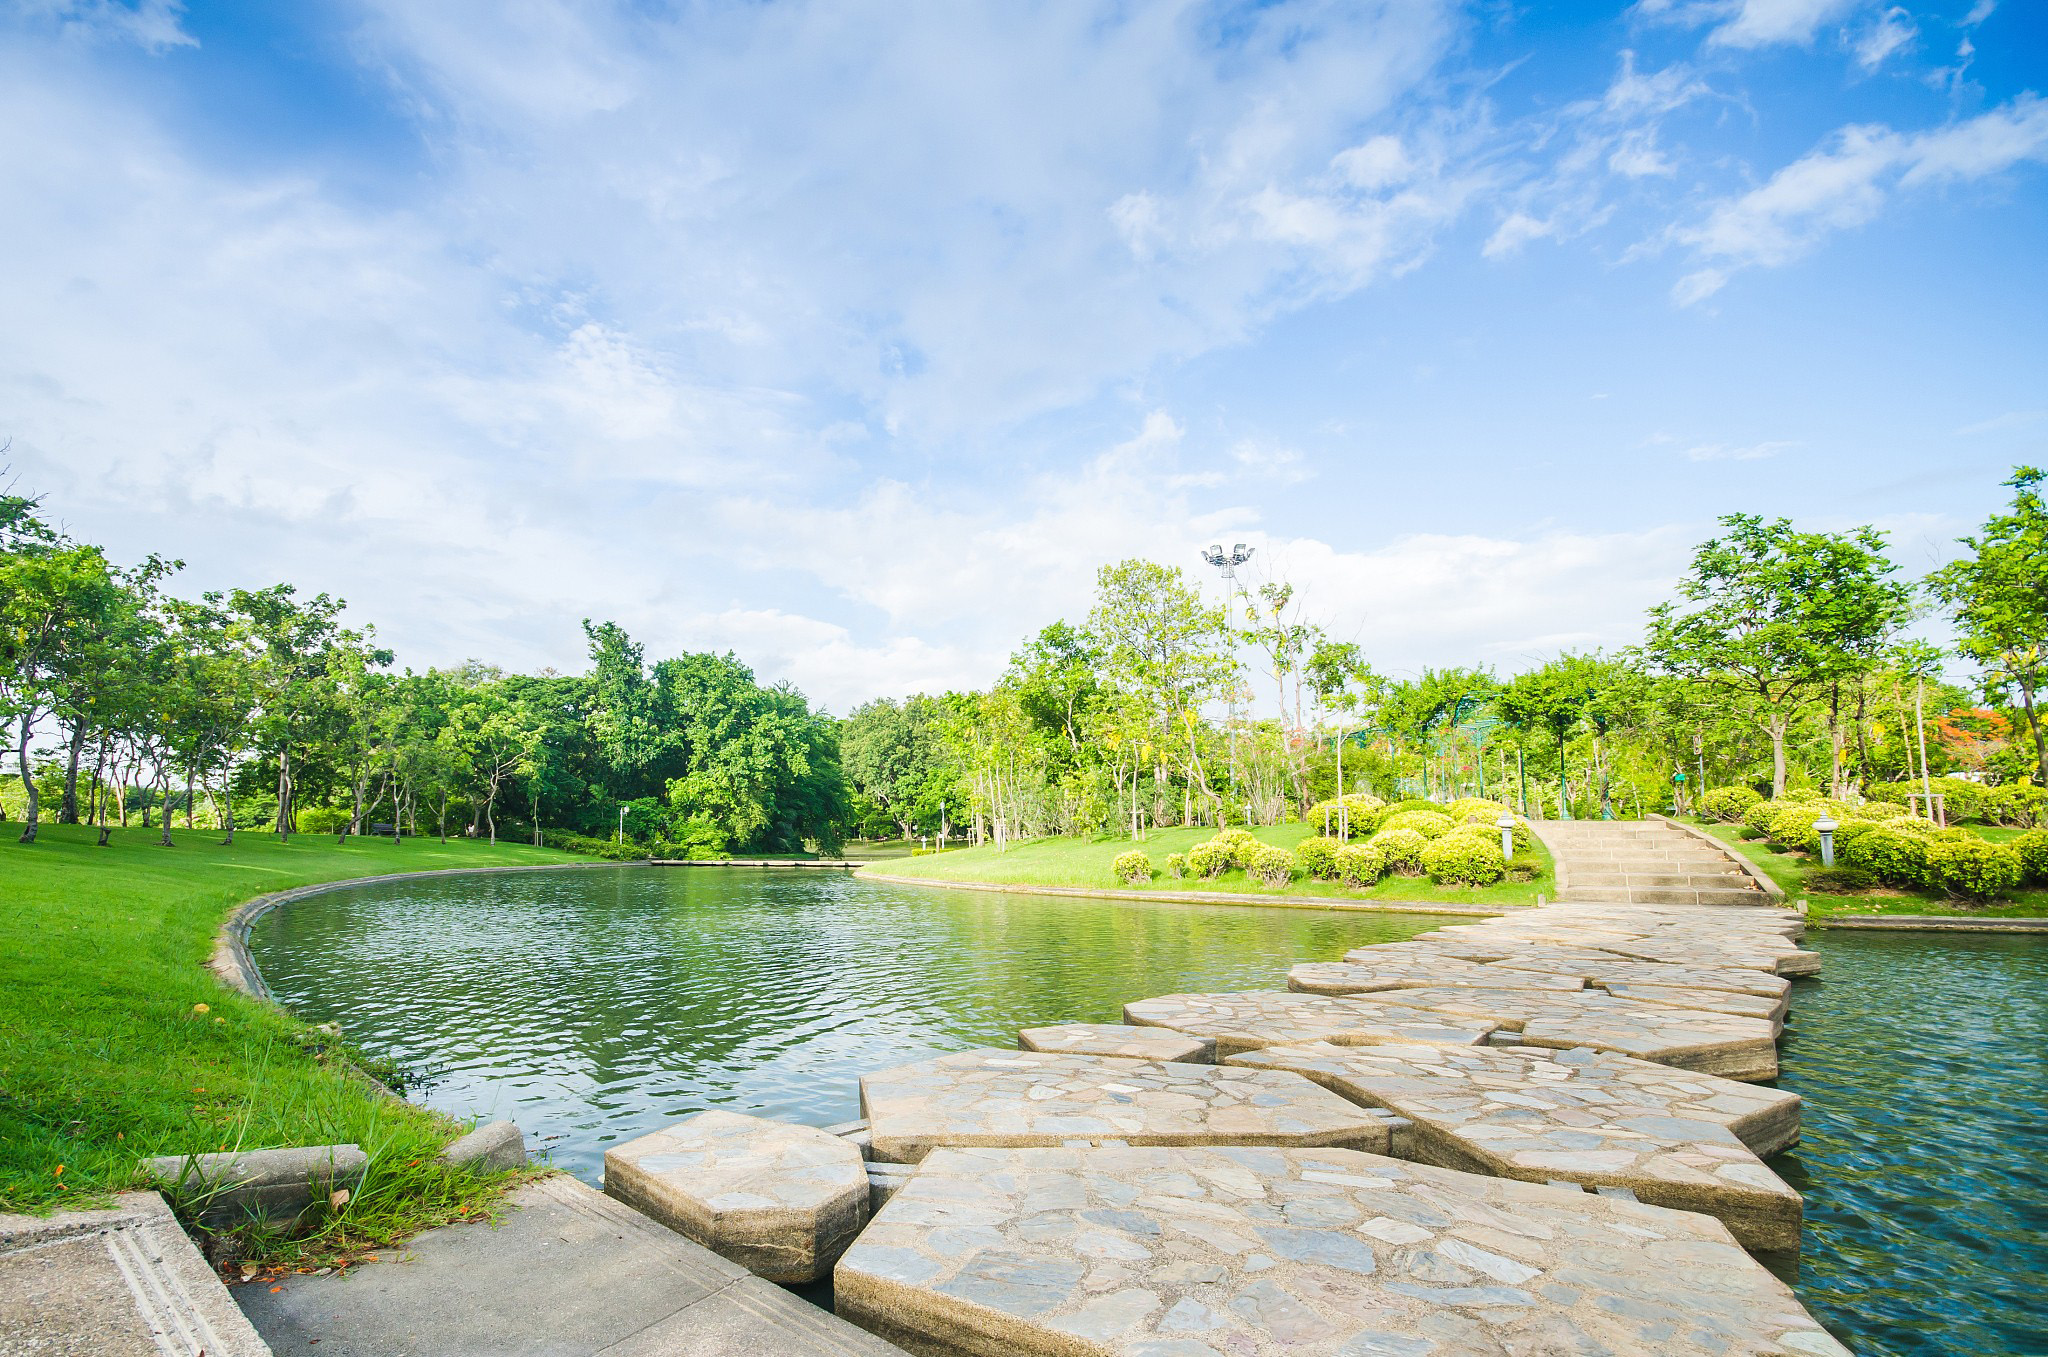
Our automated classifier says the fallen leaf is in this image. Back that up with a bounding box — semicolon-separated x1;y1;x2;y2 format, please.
270;1286;282;1293
192;1003;210;1014
329;1188;351;1209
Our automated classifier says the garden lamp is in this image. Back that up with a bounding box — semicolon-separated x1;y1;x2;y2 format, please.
1813;815;1838;868
1498;813;1517;863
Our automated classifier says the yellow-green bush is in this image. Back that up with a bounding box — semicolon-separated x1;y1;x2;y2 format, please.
1445;797;1509;824
1380;809;1455;840
1163;852;1187;879
1699;786;1764;822
2015;829;2048;884
1986;783;2048;828
1293;836;1343;881
1187;839;1233;879
1421;833;1506;886
1840;825;1931;887
1370;827;1428;873
1334;843;1386;887
1923;837;2023;901
1112;850;1153;885
1245;845;1296;888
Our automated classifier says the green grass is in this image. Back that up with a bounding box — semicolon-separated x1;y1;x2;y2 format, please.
1688;820;2048;919
0;821;578;1261
865;823;1554;907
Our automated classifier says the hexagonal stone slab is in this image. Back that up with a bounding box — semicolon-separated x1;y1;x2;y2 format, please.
859;1050;1390;1164
1488;954;1795;1000
1367;987;1781;1081
1018;1022;1214;1063
1288;959;1585;996
834;1145;1848;1357
1122;991;1496;1057
1603;937;1822;977
1227;1041;1803;1251
605;1110;867;1283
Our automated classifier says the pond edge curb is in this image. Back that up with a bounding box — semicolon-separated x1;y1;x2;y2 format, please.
850;868;1523;916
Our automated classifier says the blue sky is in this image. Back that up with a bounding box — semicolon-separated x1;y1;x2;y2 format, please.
3;0;2044;710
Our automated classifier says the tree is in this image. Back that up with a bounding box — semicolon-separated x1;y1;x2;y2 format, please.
1641;515;1912;798
1931;466;2048;786
444;682;543;845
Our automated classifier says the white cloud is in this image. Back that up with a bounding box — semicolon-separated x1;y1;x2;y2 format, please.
1332;135;1414;190
10;0;194;52
1668;95;2048;301
1708;0;1859;49
1483;212;1555;257
1853;7;1917;70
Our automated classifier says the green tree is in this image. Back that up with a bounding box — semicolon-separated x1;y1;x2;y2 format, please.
1641;515;1912;798
1930;466;2048;785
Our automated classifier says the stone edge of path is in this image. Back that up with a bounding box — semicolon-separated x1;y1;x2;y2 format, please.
1645;814;1788;902
1522;820;1574;898
852;868;1527;917
1817;914;2048;932
211;859;637;1000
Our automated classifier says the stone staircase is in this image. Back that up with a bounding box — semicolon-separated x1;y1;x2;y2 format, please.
1535;819;1772;907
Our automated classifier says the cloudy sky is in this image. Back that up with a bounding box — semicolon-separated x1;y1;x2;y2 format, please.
3;0;2044;711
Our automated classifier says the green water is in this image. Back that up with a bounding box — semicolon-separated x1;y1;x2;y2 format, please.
248;867;2048;1357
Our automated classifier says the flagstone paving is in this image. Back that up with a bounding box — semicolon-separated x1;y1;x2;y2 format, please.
1287;959;1587;996
860;1050;1392;1164
1018;1023;1215;1063
1362;987;1781;1080
1488;954;1795;1000
1225;1041;1804;1250
605;1110;869;1283
1121;991;1497;1057
1598;981;1788;1028
832;1144;1849;1357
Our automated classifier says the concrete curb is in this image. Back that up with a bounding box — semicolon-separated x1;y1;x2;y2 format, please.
1816;914;2048;932
211;860;636;1000
1647;814;1788;902
852;869;1525;916
1523;821;1572;898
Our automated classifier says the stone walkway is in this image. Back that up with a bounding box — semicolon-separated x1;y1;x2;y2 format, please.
836;1144;1848;1356
1535;818;1771;906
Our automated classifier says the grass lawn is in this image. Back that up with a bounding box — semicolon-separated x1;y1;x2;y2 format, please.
1689;820;2048;920
0;821;577;1262
865;822;1555;908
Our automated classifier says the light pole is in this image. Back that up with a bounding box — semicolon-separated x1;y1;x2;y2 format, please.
1814;815;1838;868
617;805;628;847
1201;542;1254;825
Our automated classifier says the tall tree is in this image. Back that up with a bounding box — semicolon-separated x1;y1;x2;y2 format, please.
1930;466;2048;785
1641;515;1912;798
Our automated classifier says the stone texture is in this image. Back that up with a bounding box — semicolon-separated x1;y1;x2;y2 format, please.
1122;991;1496;1057
143;1143;367;1225
1226;1041;1803;1250
0;1192;270;1357
1598;981;1789;1028
605;1110;868;1283
860;1049;1391;1164
1287;959;1586;996
834;1145;1848;1357
1361;987;1782;1081
1018;1023;1215;1063
440;1120;527;1173
1488;954;1795;1000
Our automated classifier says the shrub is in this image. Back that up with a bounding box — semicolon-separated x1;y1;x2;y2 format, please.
1112;850;1153;885
1421;833;1506;886
1986;783;2048;829
1806;866;1875;894
2014;829;2048;884
1742;799;1781;838
1380;809;1456;840
1851;799;1909;822
1841;825;1931;888
1333;844;1386;887
296;805;352;833
1923;837;2023;902
1505;851;1543;883
1187;839;1233;879
1293;836;1343;881
544;830;648;861
1217;828;1263;868
1381;799;1437;818
1245;845;1296;888
1927;777;1988;823
1369;828;1428;874
1164;852;1187;880
1761;801;1834;845
1862;782;1911;805
1699;786;1764;822
1445;797;1509;824
1307;794;1387;837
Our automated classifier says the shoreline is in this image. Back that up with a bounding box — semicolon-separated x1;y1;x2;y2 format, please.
852;867;1526;916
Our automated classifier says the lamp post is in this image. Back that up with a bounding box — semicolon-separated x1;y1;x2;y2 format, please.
1497;813;1518;864
1201;542;1255;824
616;805;628;847
1814;815;1838;868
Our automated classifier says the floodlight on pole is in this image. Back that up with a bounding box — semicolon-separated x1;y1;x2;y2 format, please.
1200;542;1255;824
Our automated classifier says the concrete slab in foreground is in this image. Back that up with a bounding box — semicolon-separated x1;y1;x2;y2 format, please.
1122;990;1496;1056
237;1174;907;1357
835;1144;1849;1357
1;1191;269;1357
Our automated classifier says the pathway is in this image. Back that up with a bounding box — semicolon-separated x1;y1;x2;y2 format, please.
1535;817;1772;906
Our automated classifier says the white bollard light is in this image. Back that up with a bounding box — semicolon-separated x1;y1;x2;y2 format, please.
1498;813;1518;864
1813;815;1838;868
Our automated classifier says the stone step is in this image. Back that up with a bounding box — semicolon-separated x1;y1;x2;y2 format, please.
1561;885;1764;905
1568;871;1750;889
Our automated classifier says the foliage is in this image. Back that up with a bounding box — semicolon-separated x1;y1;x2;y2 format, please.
1333;843;1386;887
1243;844;1296;888
1985;783;2047;828
1379;809;1455;840
1841;825;1932;887
542;830;647;861
1699;786;1764;821
1293;835;1343;881
1111;849;1153;885
2014;829;2048;884
1421;831;1506;886
1369;827;1428;873
1929;467;2048;786
1163;852;1187;880
1186;838;1233;879
1923;836;2024;902
1806;866;1876;893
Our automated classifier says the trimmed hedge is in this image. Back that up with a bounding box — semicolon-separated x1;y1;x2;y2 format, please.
1421;833;1506;886
1923;837;2023;901
1164;852;1187;880
1699;786;1764;822
1293;836;1343;881
1334;844;1387;887
1112;850;1153;885
1379;809;1456;840
1369;828;1428;874
2016;829;2048;884
1245;845;1296;888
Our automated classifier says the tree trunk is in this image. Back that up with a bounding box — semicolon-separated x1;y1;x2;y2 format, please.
438;791;449;843
184;763;195;829
159;775;175;847
2016;676;2047;788
60;720;85;824
1768;714;1789;800
275;748;293;842
1555;728;1571;820
16;713;39;843
1826;682;1844;799
221;772;236;846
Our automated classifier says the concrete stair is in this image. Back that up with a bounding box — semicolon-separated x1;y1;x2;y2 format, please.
1535;820;1770;908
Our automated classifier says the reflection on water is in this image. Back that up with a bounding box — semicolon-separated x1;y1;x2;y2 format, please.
249;869;2048;1357
1774;929;2048;1357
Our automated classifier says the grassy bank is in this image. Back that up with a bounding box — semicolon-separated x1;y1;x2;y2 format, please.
0;821;577;1260
1690;820;2048;920
866;822;1554;907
